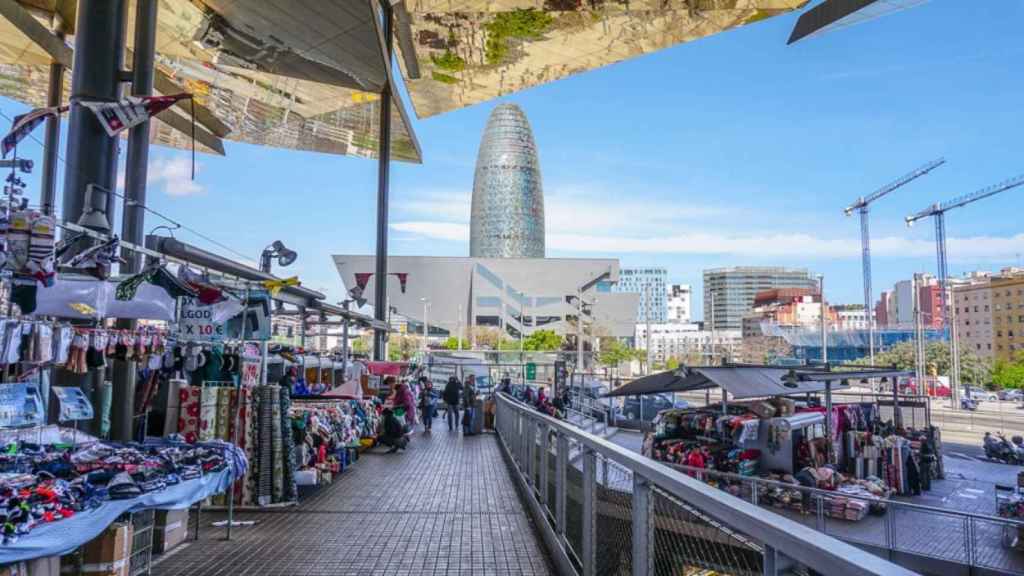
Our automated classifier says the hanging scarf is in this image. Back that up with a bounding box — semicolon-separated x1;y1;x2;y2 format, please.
2;105;69;157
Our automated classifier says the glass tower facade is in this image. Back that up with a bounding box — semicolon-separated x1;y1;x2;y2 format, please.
470;104;545;258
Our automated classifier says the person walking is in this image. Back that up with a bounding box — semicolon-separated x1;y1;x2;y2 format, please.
443;376;461;432
462;374;478;435
418;376;437;433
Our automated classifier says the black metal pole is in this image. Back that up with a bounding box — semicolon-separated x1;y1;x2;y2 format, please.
111;0;158;443
61;0;124;229
59;0;126;437
373;2;394;361
40;55;63;216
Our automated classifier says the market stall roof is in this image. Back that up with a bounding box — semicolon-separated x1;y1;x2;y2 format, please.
0;0;421;161
604;365;912;400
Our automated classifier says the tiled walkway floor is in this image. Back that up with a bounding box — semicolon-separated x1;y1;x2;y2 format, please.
153;427;554;576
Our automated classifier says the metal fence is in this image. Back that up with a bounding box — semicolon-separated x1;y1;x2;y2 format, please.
661;461;1024;576
494;393;917;576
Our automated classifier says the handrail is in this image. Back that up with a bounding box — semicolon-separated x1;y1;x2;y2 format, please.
496;392;917;576
665;460;1024;528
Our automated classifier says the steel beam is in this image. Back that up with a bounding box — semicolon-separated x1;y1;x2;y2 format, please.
373;1;393;360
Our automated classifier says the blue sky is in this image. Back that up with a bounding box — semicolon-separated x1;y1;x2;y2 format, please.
2;1;1022;320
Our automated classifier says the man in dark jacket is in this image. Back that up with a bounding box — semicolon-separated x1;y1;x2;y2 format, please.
442;376;461;432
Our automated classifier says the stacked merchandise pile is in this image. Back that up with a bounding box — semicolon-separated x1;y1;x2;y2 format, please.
648;407;761;477
0;433;242;548
289;400;364;489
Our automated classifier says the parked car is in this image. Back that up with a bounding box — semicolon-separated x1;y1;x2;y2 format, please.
620;394;686;422
965;387;998;402
999;389;1024;402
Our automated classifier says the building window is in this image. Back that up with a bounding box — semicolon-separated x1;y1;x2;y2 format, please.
476;297;502;308
476;315;501;327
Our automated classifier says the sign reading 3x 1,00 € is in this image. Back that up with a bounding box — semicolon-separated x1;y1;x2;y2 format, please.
178;298;226;342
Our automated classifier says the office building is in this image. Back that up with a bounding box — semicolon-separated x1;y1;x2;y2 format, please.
878;274;943;329
954;274;994;359
991;269;1024;362
667;284;692;323
613;268;668;323
834;304;871;331
635;323;741;365
703;267;817;331
469;104;545;258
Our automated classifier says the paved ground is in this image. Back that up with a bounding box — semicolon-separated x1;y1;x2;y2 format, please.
152;426;554;576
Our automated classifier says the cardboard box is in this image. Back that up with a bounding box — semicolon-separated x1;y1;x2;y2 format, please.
25;556;60;576
81;522;132;576
153;510;189;555
0;562;28;576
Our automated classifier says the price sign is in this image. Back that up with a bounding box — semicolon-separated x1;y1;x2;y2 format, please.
178;298;226;342
241;357;261;387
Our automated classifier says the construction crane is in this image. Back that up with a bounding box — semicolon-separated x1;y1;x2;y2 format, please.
844;158;945;366
906;173;1024;409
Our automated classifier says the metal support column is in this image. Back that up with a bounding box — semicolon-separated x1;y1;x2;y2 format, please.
341;300;351;375
60;0;127;437
582;448;596;576
40;53;64;215
373;2;394;361
825;381;833;464
632;477;652;576
111;0;158;443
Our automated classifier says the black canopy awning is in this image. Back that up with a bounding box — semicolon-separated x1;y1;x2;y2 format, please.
604;365;912;400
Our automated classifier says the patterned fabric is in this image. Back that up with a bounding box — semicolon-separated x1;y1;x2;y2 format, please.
271;386;284;503
177;386;203;443
198;386;218;442
280;386;297;503
257;386;274;504
231;388;256;505
215;387;232;440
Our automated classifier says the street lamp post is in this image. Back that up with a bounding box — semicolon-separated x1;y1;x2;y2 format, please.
421;297;430;353
819;274;828;364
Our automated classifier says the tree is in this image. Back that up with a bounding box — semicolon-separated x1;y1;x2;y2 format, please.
848;341;992;387
598;339;634;368
387;334;419;361
665;357;681;371
523;330;563;351
993;352;1024;390
443;337;469;350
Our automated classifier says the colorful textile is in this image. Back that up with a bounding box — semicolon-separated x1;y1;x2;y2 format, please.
2;105;68;157
198;387;218;442
177;386;203;443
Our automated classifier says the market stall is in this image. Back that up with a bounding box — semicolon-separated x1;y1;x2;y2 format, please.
619;364;922;522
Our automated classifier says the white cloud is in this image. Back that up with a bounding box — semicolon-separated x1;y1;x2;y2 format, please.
389;184;1024;262
148;157;203;197
390;220;1024;263
392;221;469;242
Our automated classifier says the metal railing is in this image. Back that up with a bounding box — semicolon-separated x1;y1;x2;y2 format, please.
662;462;1024;575
495;393;917;576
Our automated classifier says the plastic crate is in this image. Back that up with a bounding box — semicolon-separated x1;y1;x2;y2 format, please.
129;510;154;576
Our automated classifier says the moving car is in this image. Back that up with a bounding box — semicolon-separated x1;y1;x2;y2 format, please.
998;389;1024;402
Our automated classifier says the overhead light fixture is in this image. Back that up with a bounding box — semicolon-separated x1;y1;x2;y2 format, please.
261;240;297;272
78;184;112;231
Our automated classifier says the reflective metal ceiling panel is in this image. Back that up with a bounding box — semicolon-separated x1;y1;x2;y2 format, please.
0;0;421;162
400;0;810;118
